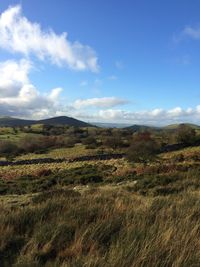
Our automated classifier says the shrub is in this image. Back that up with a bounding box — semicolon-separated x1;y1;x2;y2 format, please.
127;134;159;164
0;140;18;160
102;135;124;149
176;124;196;145
19;136;55;153
82;136;97;146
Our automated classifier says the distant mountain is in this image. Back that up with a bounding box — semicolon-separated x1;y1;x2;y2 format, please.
0;116;93;127
38;116;92;127
1;117;199;130
94;122;132;128
126;123;200;132
164;123;200;130
125;124;160;132
0;117;35;127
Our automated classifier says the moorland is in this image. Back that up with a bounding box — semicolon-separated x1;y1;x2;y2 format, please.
1;117;200;266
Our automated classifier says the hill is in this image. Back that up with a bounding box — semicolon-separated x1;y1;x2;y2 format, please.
0;116;93;127
125;124;160;131
0;117;35;127
164;123;200;130
94;122;132;128
38;116;93;127
126;123;200;132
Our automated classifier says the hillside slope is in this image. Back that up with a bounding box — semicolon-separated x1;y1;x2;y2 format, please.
0;117;35;127
0;116;93;127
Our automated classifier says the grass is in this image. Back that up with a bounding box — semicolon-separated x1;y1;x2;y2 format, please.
1;157;200;197
2;136;200;266
0;158;129;179
15;144;99;160
0;164;104;195
161;145;200;159
2;188;200;266
0;132;26;143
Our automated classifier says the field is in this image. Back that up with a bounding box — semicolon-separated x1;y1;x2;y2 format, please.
1;125;200;266
2;188;200;267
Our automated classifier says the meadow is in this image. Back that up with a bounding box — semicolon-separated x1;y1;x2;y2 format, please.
1;124;200;266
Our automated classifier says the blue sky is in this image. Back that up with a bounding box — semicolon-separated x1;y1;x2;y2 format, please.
0;0;200;125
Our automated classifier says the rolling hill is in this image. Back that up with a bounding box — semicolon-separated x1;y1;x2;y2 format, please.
125;124;160;131
126;123;200;132
38;116;93;127
0;117;35;127
0;116;93;127
163;123;200;130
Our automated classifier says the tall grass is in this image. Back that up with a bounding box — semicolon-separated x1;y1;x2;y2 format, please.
1;188;200;266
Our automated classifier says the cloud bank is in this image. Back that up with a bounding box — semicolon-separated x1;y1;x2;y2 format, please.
82;106;200;125
0;58;199;125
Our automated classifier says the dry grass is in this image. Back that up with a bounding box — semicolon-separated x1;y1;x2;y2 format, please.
15;144;98;160
161;146;200;159
0;158;128;180
1;188;200;266
2;142;200;266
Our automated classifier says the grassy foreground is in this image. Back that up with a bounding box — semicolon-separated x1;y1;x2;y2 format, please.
2;126;200;266
1;187;200;267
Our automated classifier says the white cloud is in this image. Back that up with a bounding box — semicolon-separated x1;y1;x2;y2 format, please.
0;59;31;97
0;5;99;72
98;109;124;120
167;107;182;117
0;59;63;118
174;25;200;42
73;97;128;109
77;106;200;125
48;87;63;101
182;26;200;40
0;58;199;125
1;60;200;126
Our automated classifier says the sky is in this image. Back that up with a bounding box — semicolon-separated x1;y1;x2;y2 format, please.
0;0;200;125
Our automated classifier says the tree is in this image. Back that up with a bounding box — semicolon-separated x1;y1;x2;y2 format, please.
127;132;159;164
176;124;196;145
0;141;18;160
102;135;123;150
82;136;97;146
12;127;18;134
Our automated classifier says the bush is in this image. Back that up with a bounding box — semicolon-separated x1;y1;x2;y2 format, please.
127;133;159;164
0;140;18;160
19;136;56;153
102;135;124;149
79;174;103;184
82;136;97;146
176;124;196;145
55;136;76;148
